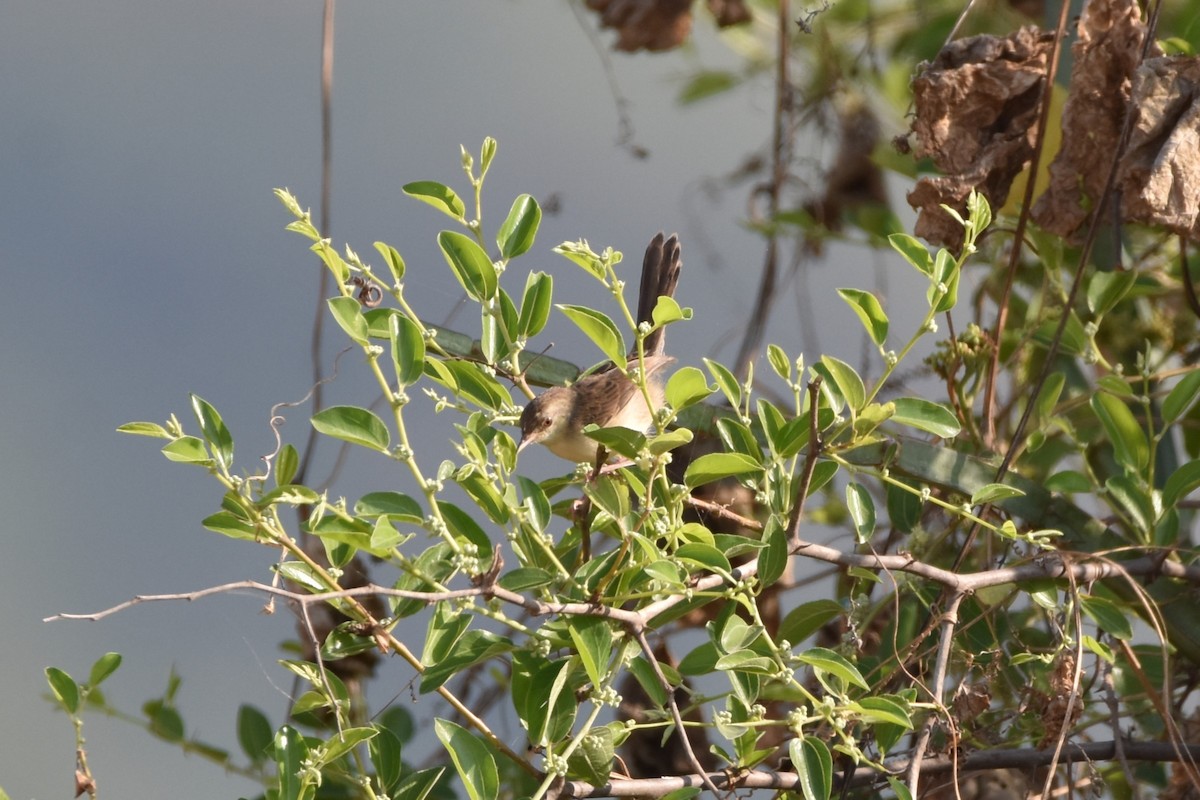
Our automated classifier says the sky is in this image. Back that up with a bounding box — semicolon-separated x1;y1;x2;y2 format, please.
0;3;919;797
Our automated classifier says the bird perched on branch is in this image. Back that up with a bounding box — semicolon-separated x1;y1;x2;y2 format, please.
517;232;681;463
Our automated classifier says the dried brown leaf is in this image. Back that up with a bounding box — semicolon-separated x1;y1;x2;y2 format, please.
1031;0;1158;239
907;27;1053;248
1119;56;1200;240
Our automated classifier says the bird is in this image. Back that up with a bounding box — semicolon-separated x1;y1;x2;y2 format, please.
517;232;682;463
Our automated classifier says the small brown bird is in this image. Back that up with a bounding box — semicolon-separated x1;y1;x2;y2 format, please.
518;232;682;463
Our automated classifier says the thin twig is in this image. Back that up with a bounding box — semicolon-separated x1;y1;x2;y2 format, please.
980;0;1072;446
733;0;792;375
631;629;725;798
786;377;824;547
906;591;964;793
295;0;337;487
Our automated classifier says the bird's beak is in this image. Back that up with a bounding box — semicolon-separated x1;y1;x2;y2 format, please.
516;434;531;454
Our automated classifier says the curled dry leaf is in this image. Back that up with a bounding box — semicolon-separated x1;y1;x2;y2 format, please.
907;27;1054;248
1037;651;1082;748
804;97;889;255
1119;56;1200;240
1032;0;1158;239
585;0;693;53
585;0;750;53
707;0;752;28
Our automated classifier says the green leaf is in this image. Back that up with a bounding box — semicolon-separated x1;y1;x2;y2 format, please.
327;295;370;345
886;478;923;533
647;427;694;455
437;501;493;558
237;704;274;762
888;777;914;800
515;656;578;746
369;726;405;793
426;359;512;410
779;600;844;646
891;397;960;438
567;725;617;785
311;406;390;452
394;767;445;800
355;491;424;522
497;567;554;592
316;729;376;767
87;652;123;687
1035;372;1066;420
423;602;472;666
373;241;406;283
849;696;913;728
845;482;876;543
644;559;686;589
716;417;762;462
704;357;741;408
117;421;170;438
888;233;932;276
273;725;309;800
714;650;775;673
402;181;466;220
1045;470;1090;493
557;305;627;369
660;789;702;800
518;271;553;338
676;542;733;575
1087;269;1138;316
678;641;720;676
201;511;258;541
420;630;514;694
796;646;868;690
434;720;498;800
815;356;866;412
767;344;792;382
757;520;789;588
666;366;714;410
854;401;895;438
791;735;833;800
970;483;1026;504
1105;475;1153;535
1079;594;1133;640
389;313;425;387
438;230;497;302
553;240;608;280
190;394;233;471
276;443;299;487
1091;392;1149;472
837;288;889;346
684;452;765;489
931;248;960;312
45;667;79;714
479;137;497;174
161;436;211;464
323;623;381;660
144;699;185;741
651;295;689;327
1163;369;1200;424
568;616;613;688
496;194;541;259
679;69;739;103
583;424;645;460
1163;458;1200;509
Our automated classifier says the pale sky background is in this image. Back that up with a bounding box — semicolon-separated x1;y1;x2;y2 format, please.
0;3;923;797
